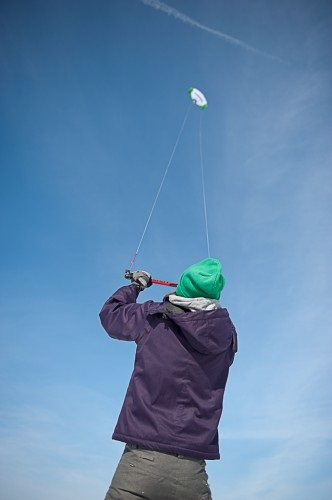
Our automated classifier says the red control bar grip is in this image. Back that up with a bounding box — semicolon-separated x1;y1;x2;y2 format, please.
151;279;177;287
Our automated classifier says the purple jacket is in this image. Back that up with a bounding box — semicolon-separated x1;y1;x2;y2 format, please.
99;284;237;460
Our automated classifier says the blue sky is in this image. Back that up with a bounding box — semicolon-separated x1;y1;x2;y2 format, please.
1;0;331;498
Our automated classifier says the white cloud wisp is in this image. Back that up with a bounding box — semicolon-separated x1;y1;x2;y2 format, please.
140;0;282;61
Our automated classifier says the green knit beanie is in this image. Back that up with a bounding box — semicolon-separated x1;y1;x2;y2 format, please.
176;258;226;300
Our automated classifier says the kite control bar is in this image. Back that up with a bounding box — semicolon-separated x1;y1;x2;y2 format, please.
150;278;177;287
124;270;177;288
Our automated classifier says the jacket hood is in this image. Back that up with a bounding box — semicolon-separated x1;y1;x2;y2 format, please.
150;303;236;355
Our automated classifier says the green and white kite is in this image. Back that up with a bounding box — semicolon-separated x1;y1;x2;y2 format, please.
188;87;208;109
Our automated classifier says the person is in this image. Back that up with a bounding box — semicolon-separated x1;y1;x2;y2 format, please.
99;258;238;500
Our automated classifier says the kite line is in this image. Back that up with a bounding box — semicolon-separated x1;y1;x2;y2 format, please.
129;101;192;271
199;111;210;258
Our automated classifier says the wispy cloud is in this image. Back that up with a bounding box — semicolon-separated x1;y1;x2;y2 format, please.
140;0;281;61
0;383;121;500
211;58;332;498
216;437;332;500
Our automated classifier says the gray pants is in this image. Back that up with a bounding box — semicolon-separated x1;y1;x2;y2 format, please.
105;444;212;500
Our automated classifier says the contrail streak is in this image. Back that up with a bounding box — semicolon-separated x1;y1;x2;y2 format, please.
140;0;281;61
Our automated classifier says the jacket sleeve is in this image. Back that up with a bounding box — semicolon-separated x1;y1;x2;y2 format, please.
99;284;153;342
